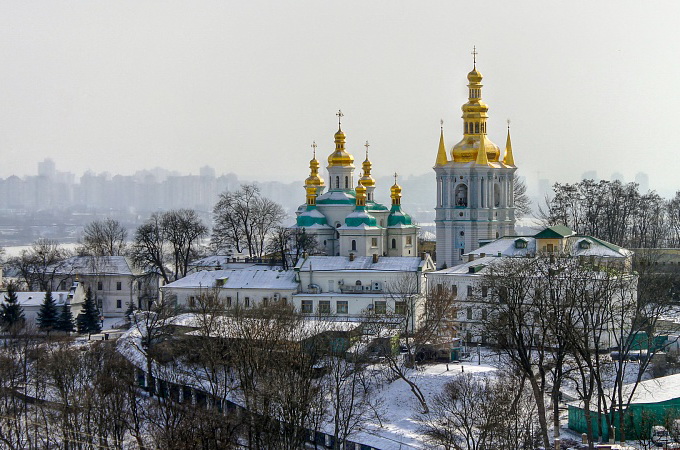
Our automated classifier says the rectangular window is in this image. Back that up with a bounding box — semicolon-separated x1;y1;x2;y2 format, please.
97;281;103;291
116;299;122;309
226;297;232;308
452;285;458;296
482;308;488;320
371;238;378;247
262;297;268;307
336;301;348;314
481;286;488;297
467;285;473;297
406;236;412;245
116;281;122;291
319;301;331;314
281;297;287;305
395;301;406;315
188;296;195;307
467;307;473;320
547;244;554;253
301;300;313;314
244;297;250;308
374;301;387;315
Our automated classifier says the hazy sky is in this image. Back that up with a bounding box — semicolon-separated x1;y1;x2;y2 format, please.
2;1;680;196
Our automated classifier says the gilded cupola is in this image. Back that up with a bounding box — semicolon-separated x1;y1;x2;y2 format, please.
305;141;325;188
359;141;376;188
451;49;501;163
390;173;402;206
327;110;355;168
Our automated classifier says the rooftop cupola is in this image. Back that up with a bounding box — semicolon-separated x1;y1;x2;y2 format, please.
388;173;412;226
305;141;325;191
435;119;448;166
451;47;501;163
327;110;355;168
503;120;515;166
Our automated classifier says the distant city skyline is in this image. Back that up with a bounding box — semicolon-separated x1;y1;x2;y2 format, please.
2;1;680;198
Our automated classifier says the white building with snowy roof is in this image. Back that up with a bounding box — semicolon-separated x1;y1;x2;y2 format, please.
161;267;298;309
293;254;435;330
428;225;636;344
3;281;86;324
45;256;161;318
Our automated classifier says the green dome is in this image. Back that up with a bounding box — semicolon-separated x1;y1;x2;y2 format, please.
387;204;412;227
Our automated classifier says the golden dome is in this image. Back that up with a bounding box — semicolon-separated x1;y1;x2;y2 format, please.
327;128;355;167
305;142;325;187
360;144;375;187
467;68;483;83
390;175;402;198
452;135;500;163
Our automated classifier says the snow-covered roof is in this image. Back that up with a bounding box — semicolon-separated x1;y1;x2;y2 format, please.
466;234;631;259
431;256;499;276
570;373;680;410
50;256;145;276
189;255;260;269
163;268;297;291
10;291;71;307
296;256;426;273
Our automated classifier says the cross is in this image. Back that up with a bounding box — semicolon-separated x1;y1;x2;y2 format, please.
507;119;511;130
440;118;444;131
336;109;344;127
471;46;478;67
394;172;398;184
311;140;317;158
364;140;370;159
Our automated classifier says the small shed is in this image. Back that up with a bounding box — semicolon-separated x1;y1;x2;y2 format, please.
568;373;680;440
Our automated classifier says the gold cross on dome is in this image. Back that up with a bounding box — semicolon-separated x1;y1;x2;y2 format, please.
507;119;511;130
471;46;478;67
394;172;398;184
311;140;317;158
364;140;370;158
336;109;344;127
440;118;444;131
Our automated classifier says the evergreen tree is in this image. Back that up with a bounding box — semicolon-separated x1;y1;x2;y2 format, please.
36;288;58;332
1;282;25;331
77;287;101;334
56;303;75;333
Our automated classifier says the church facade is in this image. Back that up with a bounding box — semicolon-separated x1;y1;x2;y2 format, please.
434;62;517;268
294;114;419;258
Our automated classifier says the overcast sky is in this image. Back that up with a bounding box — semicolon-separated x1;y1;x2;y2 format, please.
1;1;680;196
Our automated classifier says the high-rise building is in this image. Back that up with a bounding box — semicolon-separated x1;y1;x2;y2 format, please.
433;60;517;268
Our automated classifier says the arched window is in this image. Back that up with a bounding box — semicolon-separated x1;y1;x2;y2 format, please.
351;240;357;251
355;280;362;286
335;176;340;189
481;178;485;207
391;238;396;249
454;184;468;207
345;176;349;189
494;183;501;207
475;123;480;133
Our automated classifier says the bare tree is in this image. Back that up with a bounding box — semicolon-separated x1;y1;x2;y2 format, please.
9;238;70;291
266;226;321;269
81;218;128;256
212;184;285;258
513;174;532;217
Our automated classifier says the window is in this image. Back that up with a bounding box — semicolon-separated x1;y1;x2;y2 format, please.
262;297;268;307
467;285;473;297
481;286;488;297
547;244;554;253
301;300;313;314
374;301;387;314
406;236;412;246
244;297;250;308
116;299;122;309
395;301;407;315
345;176;349;189
391;239;396;249
482;308;488;320
351;240;357;251
337;301;348;314
579;240;592;249
281;297;287;305
467;307;473;320
97;281;103;290
371;238;378;247
452;285;458;296
188;296;196;307
514;239;528;249
355;280;362;286
335;176;340;189
116;281;122;291
319;301;331;314
454;184;468;207
226;296;232;308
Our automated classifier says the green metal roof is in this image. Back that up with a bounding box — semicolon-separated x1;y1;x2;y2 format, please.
534;225;575;239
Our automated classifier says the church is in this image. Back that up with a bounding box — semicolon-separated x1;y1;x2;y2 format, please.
294;112;419;258
434;57;517;268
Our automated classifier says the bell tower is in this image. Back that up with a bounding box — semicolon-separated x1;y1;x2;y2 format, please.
433;50;517;268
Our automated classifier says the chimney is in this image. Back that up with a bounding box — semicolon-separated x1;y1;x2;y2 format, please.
372;254;379;264
468;254;475;262
480;252;486;258
349;253;355;262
